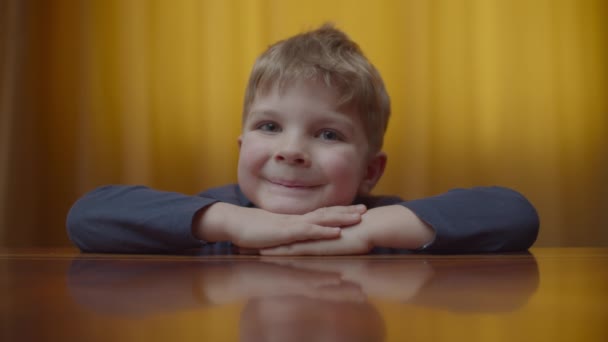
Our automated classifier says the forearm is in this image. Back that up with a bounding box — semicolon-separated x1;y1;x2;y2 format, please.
367;205;435;250
193;202;241;243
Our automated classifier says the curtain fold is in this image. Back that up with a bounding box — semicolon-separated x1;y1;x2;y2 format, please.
1;0;606;247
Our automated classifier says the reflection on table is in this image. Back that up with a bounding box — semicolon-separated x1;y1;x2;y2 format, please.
4;248;606;341
67;255;539;341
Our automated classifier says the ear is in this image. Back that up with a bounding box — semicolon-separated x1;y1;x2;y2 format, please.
358;151;387;195
237;135;242;149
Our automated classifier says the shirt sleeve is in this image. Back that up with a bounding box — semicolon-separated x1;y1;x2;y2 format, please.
66;185;219;253
399;186;539;253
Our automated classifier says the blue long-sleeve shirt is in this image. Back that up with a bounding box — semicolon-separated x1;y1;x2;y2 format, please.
66;184;539;254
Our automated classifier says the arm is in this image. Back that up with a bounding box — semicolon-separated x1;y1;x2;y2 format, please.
261;186;539;255
66;185;215;253
402;186;539;253
67;184;366;254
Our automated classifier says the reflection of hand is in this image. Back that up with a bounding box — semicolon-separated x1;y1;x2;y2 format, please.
204;261;367;304
261;258;434;302
195;203;367;249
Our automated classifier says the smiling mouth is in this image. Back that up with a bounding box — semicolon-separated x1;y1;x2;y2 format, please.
268;179;320;189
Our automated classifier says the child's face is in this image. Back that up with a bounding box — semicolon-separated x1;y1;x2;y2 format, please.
238;79;385;214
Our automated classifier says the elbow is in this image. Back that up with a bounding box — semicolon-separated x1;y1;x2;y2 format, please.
66;186;120;253
66;196;95;252
492;186;540;252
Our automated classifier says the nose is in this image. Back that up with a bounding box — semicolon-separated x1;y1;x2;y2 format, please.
274;136;311;167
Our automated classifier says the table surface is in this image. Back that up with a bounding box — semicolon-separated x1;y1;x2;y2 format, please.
1;247;607;341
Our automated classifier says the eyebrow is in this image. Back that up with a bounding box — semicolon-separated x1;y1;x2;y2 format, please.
314;114;356;133
249;108;355;126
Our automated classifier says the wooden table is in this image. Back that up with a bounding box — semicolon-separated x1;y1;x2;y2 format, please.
1;248;607;341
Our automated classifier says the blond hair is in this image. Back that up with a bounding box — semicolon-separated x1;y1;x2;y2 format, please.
242;24;391;153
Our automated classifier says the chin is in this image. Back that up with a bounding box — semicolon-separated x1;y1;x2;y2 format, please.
258;201;320;215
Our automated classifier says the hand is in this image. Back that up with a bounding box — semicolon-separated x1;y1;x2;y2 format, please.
260;205;435;255
260;213;375;255
193;202;367;249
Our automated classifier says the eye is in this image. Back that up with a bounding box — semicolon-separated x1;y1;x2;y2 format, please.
257;122;281;133
318;129;343;141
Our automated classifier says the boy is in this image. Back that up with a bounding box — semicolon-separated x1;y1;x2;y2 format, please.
67;25;539;255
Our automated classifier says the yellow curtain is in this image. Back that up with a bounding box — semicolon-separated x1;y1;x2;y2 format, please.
0;0;606;247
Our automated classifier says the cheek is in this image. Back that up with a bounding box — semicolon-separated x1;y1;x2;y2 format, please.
319;149;366;185
238;136;269;173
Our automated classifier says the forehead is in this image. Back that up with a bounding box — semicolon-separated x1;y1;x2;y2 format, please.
248;79;361;120
255;79;337;105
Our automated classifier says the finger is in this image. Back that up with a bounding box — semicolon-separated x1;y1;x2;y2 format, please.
304;205;367;227
260;245;296;256
261;239;340;256
273;225;341;246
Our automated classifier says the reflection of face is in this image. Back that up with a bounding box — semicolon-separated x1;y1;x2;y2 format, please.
237;79;373;214
240;296;385;342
